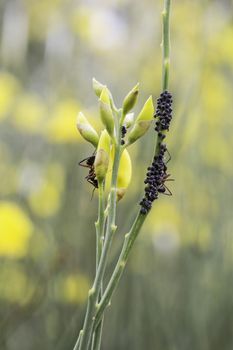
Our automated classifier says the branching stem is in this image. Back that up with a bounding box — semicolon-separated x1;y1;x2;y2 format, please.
91;0;172;335
76;111;122;350
74;1;172;349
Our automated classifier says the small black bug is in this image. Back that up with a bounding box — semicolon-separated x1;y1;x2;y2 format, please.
79;153;98;195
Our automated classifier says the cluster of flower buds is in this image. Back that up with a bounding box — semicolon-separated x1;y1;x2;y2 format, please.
140;91;173;215
155;90;173;133
77;79;156;201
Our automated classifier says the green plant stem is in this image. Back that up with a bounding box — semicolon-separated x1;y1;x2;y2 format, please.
92;0;172;334
74;330;83;350
76;113;122;350
94;212;146;328
91;182;105;350
95;182;105;272
75;1;171;347
91;324;102;350
162;0;171;91
74;183;105;350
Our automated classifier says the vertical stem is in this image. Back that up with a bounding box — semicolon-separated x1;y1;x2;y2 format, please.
92;0;172;333
162;0;171;91
74;1;172;348
91;182;105;350
76;111;122;350
95;182;105;273
94;213;146;329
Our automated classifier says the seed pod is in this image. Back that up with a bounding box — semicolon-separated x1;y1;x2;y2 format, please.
122;83;139;116
99;87;115;137
92;78;106;98
76;112;99;147
94;129;111;183
127;96;154;145
124;112;134;128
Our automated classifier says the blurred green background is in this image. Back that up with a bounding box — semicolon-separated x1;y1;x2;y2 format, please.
1;0;233;349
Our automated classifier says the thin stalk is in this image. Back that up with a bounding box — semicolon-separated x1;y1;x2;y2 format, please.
91;182;105;350
95;182;105;272
76;112;122;350
162;0;171;91
92;0;172;332
74;330;83;350
94;212;146;328
91;324;103;350
74;183;105;350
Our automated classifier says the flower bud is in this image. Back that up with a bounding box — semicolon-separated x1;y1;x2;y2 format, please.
76;112;99;147
94;130;111;183
105;148;132;201
92;78;106;98
124;112;134;128
116;149;132;201
99;87;115;137
127;96;154;145
122;83;139;115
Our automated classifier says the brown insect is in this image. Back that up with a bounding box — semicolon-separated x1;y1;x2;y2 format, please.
158;148;174;196
79;153;98;194
158;173;174;196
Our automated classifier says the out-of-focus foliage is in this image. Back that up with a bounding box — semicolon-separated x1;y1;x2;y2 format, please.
0;0;233;349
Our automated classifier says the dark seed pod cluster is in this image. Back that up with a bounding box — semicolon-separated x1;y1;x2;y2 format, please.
140;91;173;215
121;125;127;145
155;91;173;133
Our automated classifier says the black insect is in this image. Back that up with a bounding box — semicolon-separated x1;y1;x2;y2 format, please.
140;143;174;215
121;125;127;145
157;172;174;196
79;153;98;192
154;90;173;132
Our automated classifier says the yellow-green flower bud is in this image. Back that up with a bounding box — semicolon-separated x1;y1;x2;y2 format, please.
76;112;99;147
122;83;139;116
105;148;132;201
127;96;154;145
99;87;115;137
124;112;134;128
116;149;132;201
94;130;111;183
92;78;106;98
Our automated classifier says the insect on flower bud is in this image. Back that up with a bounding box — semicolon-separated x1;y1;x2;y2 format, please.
94;129;111;183
127;96;154;145
124;112;134;129
99;87;115;137
122;83;139;116
92;78;106;98
76;112;99;147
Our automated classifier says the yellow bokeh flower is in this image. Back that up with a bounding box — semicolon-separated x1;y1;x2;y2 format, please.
29;182;61;217
54;274;90;304
28;163;64;217
0;72;20;121
62;274;90;304
147;202;181;233
0;202;33;258
47;99;80;143
12;94;47;133
0;265;34;304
